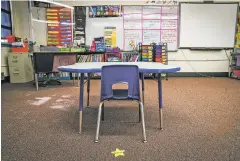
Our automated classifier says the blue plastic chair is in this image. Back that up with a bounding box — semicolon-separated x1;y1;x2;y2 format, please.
95;65;147;143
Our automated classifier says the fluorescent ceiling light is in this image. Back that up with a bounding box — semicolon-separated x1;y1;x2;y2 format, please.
32;18;75;25
32;19;59;23
36;0;74;9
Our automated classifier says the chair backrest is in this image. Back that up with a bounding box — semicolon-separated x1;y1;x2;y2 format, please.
100;65;140;101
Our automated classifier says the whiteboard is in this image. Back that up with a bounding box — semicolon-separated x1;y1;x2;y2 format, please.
143;30;161;45
124;30;142;50
143;6;161;14
123;6;142;14
85;7;123;49
161;30;177;51
143;20;161;29
124;20;142;29
123;6;179;51
179;3;238;48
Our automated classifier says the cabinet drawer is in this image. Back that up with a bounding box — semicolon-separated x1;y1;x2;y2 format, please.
9;67;25;83
8;54;25;66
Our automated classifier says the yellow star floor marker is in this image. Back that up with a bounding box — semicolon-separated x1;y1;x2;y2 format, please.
111;148;125;158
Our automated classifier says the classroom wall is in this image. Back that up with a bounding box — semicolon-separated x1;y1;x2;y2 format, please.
10;0;234;74
56;0;240;6
11;1;31;40
11;1;47;46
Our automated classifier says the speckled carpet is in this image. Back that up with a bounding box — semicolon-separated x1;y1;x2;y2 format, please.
1;78;240;161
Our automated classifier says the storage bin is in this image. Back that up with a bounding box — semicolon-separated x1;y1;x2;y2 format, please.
233;69;240;76
59;48;70;52
5;35;15;43
11;43;28;53
105;48;113;52
236;56;240;66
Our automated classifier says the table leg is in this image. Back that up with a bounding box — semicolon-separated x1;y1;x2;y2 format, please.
73;73;75;85
141;73;145;105
87;73;90;107
158;74;163;130
77;73;80;87
79;73;84;134
35;73;39;91
139;73;145;122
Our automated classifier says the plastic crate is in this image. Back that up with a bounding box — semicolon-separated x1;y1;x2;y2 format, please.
237;56;240;66
59;48;71;52
233;69;240;76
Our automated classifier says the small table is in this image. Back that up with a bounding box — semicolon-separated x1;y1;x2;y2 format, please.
58;62;181;133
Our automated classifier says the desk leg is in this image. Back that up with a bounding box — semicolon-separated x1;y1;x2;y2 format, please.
141;73;145;105
87;73;90;107
79;73;84;134
73;73;75;85
139;73;145;122
158;74;163;130
35;73;39;91
77;73;80;87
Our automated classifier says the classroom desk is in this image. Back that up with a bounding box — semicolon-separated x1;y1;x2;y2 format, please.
58;62;181;134
33;51;105;90
33;51;137;90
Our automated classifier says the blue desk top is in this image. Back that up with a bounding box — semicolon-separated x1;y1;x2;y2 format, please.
58;62;181;73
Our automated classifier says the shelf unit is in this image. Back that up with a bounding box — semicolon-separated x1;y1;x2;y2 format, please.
74;6;86;46
140;44;154;78
139;43;169;79
75;51;139;78
229;50;240;80
153;43;168;80
46;8;73;46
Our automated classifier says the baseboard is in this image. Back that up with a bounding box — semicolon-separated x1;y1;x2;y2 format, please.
167;72;228;77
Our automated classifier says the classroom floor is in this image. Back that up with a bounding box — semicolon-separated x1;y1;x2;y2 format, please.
1;78;240;161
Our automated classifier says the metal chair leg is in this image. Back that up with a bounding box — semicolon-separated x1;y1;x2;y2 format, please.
87;73;90;107
138;104;141;123
95;102;104;143
35;73;39;91
159;108;163;130
101;103;104;121
139;102;147;143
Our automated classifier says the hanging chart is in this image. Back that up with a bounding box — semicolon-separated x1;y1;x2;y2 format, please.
143;30;161;45
124;30;142;50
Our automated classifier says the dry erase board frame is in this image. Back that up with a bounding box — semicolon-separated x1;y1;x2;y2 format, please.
178;2;239;50
123;5;179;52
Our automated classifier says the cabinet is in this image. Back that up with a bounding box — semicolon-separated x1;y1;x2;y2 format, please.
1;47;10;77
229;50;240;80
8;53;34;83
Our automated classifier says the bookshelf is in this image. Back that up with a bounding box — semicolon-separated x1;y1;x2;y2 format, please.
229;49;240;80
74;6;86;46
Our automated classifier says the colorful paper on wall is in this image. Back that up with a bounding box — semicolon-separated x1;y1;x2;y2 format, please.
104;27;116;47
46;8;72;46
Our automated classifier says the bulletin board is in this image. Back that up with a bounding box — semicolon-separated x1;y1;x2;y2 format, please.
123;6;179;51
46;8;73;46
85;5;179;51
